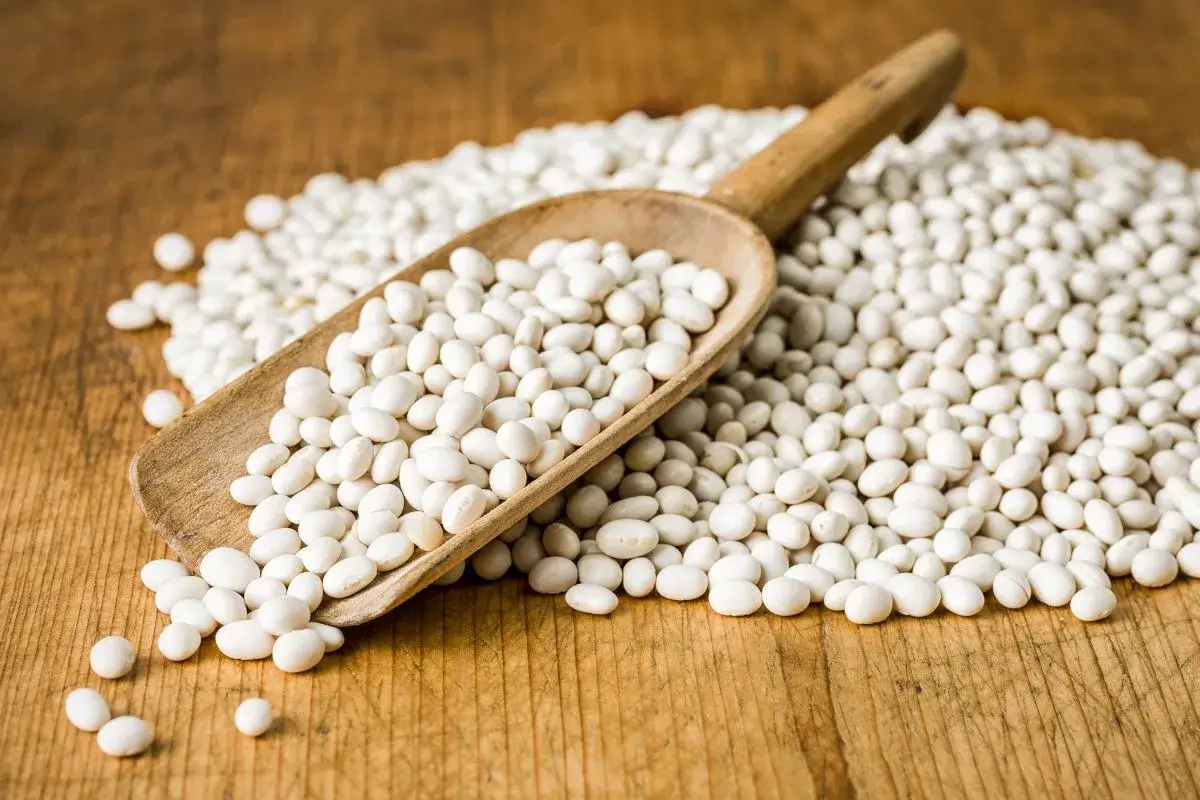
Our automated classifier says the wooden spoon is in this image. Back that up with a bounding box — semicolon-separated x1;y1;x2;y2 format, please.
131;30;965;626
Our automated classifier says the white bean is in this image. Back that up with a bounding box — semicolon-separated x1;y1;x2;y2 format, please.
323;556;378;598
158;622;202;661
1070;586;1118;622
215;620;275;660
272;629;326;673
1028;562;1077;607
528;556;578;594
844;584;892;624
235;698;274;737
991;569;1033;610
565;584;619;615
595;519;659;559
708;579;763;616
761;577;811;616
65;688;112;732
1130;548;1179;588
97;716;154;757
656;564;709;600
937;575;985;616
885;573;940;617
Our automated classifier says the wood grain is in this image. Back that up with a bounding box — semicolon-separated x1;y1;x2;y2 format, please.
3;1;1200;797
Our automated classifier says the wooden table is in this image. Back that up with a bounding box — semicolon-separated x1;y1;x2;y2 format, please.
3;1;1200;797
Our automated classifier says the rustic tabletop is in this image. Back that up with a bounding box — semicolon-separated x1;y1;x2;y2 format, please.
3;1;1200;797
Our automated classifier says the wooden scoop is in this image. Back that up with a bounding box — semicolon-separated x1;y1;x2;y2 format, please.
131;31;965;626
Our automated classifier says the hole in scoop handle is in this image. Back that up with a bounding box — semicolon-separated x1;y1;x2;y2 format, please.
706;30;966;242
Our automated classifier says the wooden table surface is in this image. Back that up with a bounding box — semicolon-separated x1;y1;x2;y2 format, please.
3;1;1200;797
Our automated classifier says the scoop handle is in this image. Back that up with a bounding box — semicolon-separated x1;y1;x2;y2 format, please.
706;30;965;241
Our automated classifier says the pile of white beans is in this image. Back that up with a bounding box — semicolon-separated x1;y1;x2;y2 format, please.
87;102;1200;755
228;236;726;591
